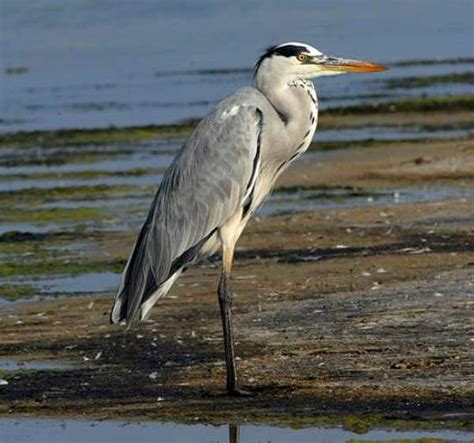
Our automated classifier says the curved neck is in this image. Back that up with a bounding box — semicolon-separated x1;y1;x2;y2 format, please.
254;73;317;129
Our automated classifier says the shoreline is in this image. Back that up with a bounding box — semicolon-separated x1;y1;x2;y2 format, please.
1;94;473;149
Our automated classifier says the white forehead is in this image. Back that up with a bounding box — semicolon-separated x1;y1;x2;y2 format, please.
275;42;322;56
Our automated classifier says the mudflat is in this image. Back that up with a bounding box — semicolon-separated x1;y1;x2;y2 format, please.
1;111;473;429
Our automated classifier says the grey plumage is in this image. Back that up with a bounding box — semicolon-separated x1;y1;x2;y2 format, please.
111;89;267;324
110;42;387;394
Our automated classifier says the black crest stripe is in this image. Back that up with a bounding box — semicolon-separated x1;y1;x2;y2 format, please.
254;44;309;75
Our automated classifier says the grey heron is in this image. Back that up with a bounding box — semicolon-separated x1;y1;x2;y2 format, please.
110;42;387;395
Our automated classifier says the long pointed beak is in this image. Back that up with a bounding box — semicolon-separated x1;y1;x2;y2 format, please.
315;56;388;73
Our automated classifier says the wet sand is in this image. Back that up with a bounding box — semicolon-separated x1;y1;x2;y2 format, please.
0;126;473;429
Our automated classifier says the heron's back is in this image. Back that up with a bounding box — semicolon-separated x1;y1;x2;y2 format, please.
110;87;272;324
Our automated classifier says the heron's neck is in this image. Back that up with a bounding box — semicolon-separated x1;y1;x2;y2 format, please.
255;75;318;130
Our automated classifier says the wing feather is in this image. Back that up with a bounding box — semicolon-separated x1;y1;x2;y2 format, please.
111;102;263;324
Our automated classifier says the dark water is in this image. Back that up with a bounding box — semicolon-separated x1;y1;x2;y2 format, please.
1;0;473;132
1;419;473;443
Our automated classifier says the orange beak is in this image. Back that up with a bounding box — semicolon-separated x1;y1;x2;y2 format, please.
315;56;388;73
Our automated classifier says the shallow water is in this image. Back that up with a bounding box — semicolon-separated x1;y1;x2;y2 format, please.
1;419;473;443
1;0;473;132
11;271;120;297
315;126;473;143
35;271;118;295
1;183;471;236
0;358;75;372
0;152;173;177
0;222;64;236
0;172;164;193
262;185;473;216
0;183;471;303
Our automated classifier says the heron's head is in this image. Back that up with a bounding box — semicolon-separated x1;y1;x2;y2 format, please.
254;42;387;81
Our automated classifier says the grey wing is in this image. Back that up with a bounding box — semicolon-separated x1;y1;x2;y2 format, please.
111;104;263;324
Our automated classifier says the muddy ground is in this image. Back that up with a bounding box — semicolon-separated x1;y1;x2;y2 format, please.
0;109;473;430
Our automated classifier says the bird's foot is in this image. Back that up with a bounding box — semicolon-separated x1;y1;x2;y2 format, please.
227;385;253;397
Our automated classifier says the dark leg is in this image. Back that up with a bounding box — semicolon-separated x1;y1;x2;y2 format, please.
218;244;251;396
229;424;240;443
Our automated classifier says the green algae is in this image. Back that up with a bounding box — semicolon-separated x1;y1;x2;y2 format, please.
0;239;44;258
0;145;149;168
309;135;473;151
0;284;37;301
0;123;194;149
196;413;472;433
0;234;81;273
325;95;474;115
0;232;75;246
0;207;104;224
342;415;389;434
384;72;474;89
1;96;472;150
273;184;371;195
0;230;126;284
0;167;162;183
0;184;141;206
0;259;124;279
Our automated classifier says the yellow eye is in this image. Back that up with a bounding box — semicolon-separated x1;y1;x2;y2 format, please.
297;53;308;62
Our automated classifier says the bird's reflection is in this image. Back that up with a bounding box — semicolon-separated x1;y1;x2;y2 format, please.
229;424;240;443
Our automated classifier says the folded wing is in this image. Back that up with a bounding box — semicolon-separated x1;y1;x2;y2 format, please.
111;102;263;324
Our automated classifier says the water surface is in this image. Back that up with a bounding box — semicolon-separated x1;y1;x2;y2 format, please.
1;419;473;443
1;0;473;132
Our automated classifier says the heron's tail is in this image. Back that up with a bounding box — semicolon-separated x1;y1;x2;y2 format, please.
110;236;183;326
110;225;157;325
110;269;181;326
139;270;182;321
109;255;156;326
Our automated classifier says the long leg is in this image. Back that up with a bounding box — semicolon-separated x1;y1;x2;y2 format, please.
229;424;240;443
218;241;250;396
